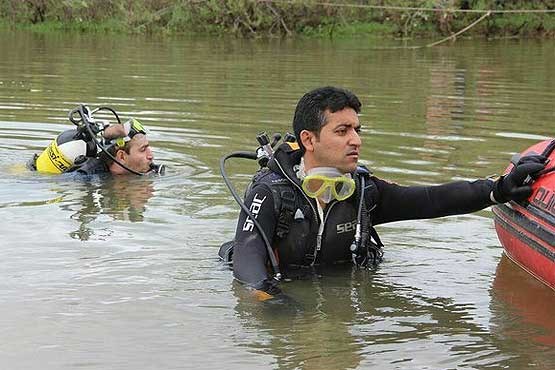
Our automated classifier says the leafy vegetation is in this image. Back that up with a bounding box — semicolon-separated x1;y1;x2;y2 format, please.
1;0;554;37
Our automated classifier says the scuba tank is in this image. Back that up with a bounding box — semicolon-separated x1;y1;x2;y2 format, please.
34;105;163;176
35;105;108;174
35;129;95;174
220;131;293;282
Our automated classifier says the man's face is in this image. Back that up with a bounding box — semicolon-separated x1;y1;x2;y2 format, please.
121;134;153;174
309;107;361;173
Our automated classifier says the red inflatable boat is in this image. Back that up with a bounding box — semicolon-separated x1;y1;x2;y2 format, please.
492;139;555;290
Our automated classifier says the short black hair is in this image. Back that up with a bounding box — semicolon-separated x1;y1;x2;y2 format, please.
293;86;361;152
100;138;133;166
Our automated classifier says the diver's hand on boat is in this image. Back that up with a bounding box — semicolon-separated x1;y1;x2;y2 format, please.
491;155;547;203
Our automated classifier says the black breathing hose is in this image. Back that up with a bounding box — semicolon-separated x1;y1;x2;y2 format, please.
91;106;122;124
70;105;144;176
220;151;282;281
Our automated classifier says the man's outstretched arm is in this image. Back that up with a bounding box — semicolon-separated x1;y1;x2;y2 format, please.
371;156;546;225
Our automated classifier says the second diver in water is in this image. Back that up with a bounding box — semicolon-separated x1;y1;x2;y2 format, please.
29;104;164;176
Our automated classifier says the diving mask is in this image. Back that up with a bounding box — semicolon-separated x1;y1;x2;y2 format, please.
301;167;355;203
114;118;148;147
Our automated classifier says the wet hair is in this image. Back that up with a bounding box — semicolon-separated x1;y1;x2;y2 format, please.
100;138;134;166
293;86;362;153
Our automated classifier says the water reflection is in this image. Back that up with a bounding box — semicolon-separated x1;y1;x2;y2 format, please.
491;254;555;343
232;269;366;370
57;176;154;240
1;31;555;369
233;266;506;369
488;255;555;369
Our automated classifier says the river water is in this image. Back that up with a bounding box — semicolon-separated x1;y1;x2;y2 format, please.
0;30;554;369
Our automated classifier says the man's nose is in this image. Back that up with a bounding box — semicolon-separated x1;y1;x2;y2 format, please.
350;129;361;146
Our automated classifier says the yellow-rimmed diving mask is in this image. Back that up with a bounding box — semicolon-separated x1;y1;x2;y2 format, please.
301;167;355;203
114;118;148;148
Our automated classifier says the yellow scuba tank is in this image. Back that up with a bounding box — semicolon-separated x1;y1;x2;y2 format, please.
35;132;88;174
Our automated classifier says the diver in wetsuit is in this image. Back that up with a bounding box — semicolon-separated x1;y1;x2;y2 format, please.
224;86;547;299
29;105;163;176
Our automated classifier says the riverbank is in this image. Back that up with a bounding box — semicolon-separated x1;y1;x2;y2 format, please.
1;1;554;38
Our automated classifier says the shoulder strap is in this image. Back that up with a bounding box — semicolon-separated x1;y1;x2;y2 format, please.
275;188;296;238
248;170;298;239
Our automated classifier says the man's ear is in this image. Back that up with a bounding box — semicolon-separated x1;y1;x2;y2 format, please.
115;149;127;162
300;130;315;153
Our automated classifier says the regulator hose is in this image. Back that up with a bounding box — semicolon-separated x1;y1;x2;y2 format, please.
70;105;144;176
220;151;282;281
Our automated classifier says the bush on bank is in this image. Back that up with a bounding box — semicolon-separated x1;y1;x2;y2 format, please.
1;0;554;37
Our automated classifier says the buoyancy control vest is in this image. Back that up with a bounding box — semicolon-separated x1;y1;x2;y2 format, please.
66;156;110;175
219;141;384;270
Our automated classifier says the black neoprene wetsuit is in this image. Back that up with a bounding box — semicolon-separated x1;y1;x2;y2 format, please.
232;143;496;290
67;157;110;175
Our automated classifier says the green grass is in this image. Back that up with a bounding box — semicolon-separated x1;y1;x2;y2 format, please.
301;21;396;38
19;19;128;34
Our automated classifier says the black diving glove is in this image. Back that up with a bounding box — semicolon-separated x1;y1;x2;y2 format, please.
250;279;302;311
491;155;547;203
250;279;282;301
